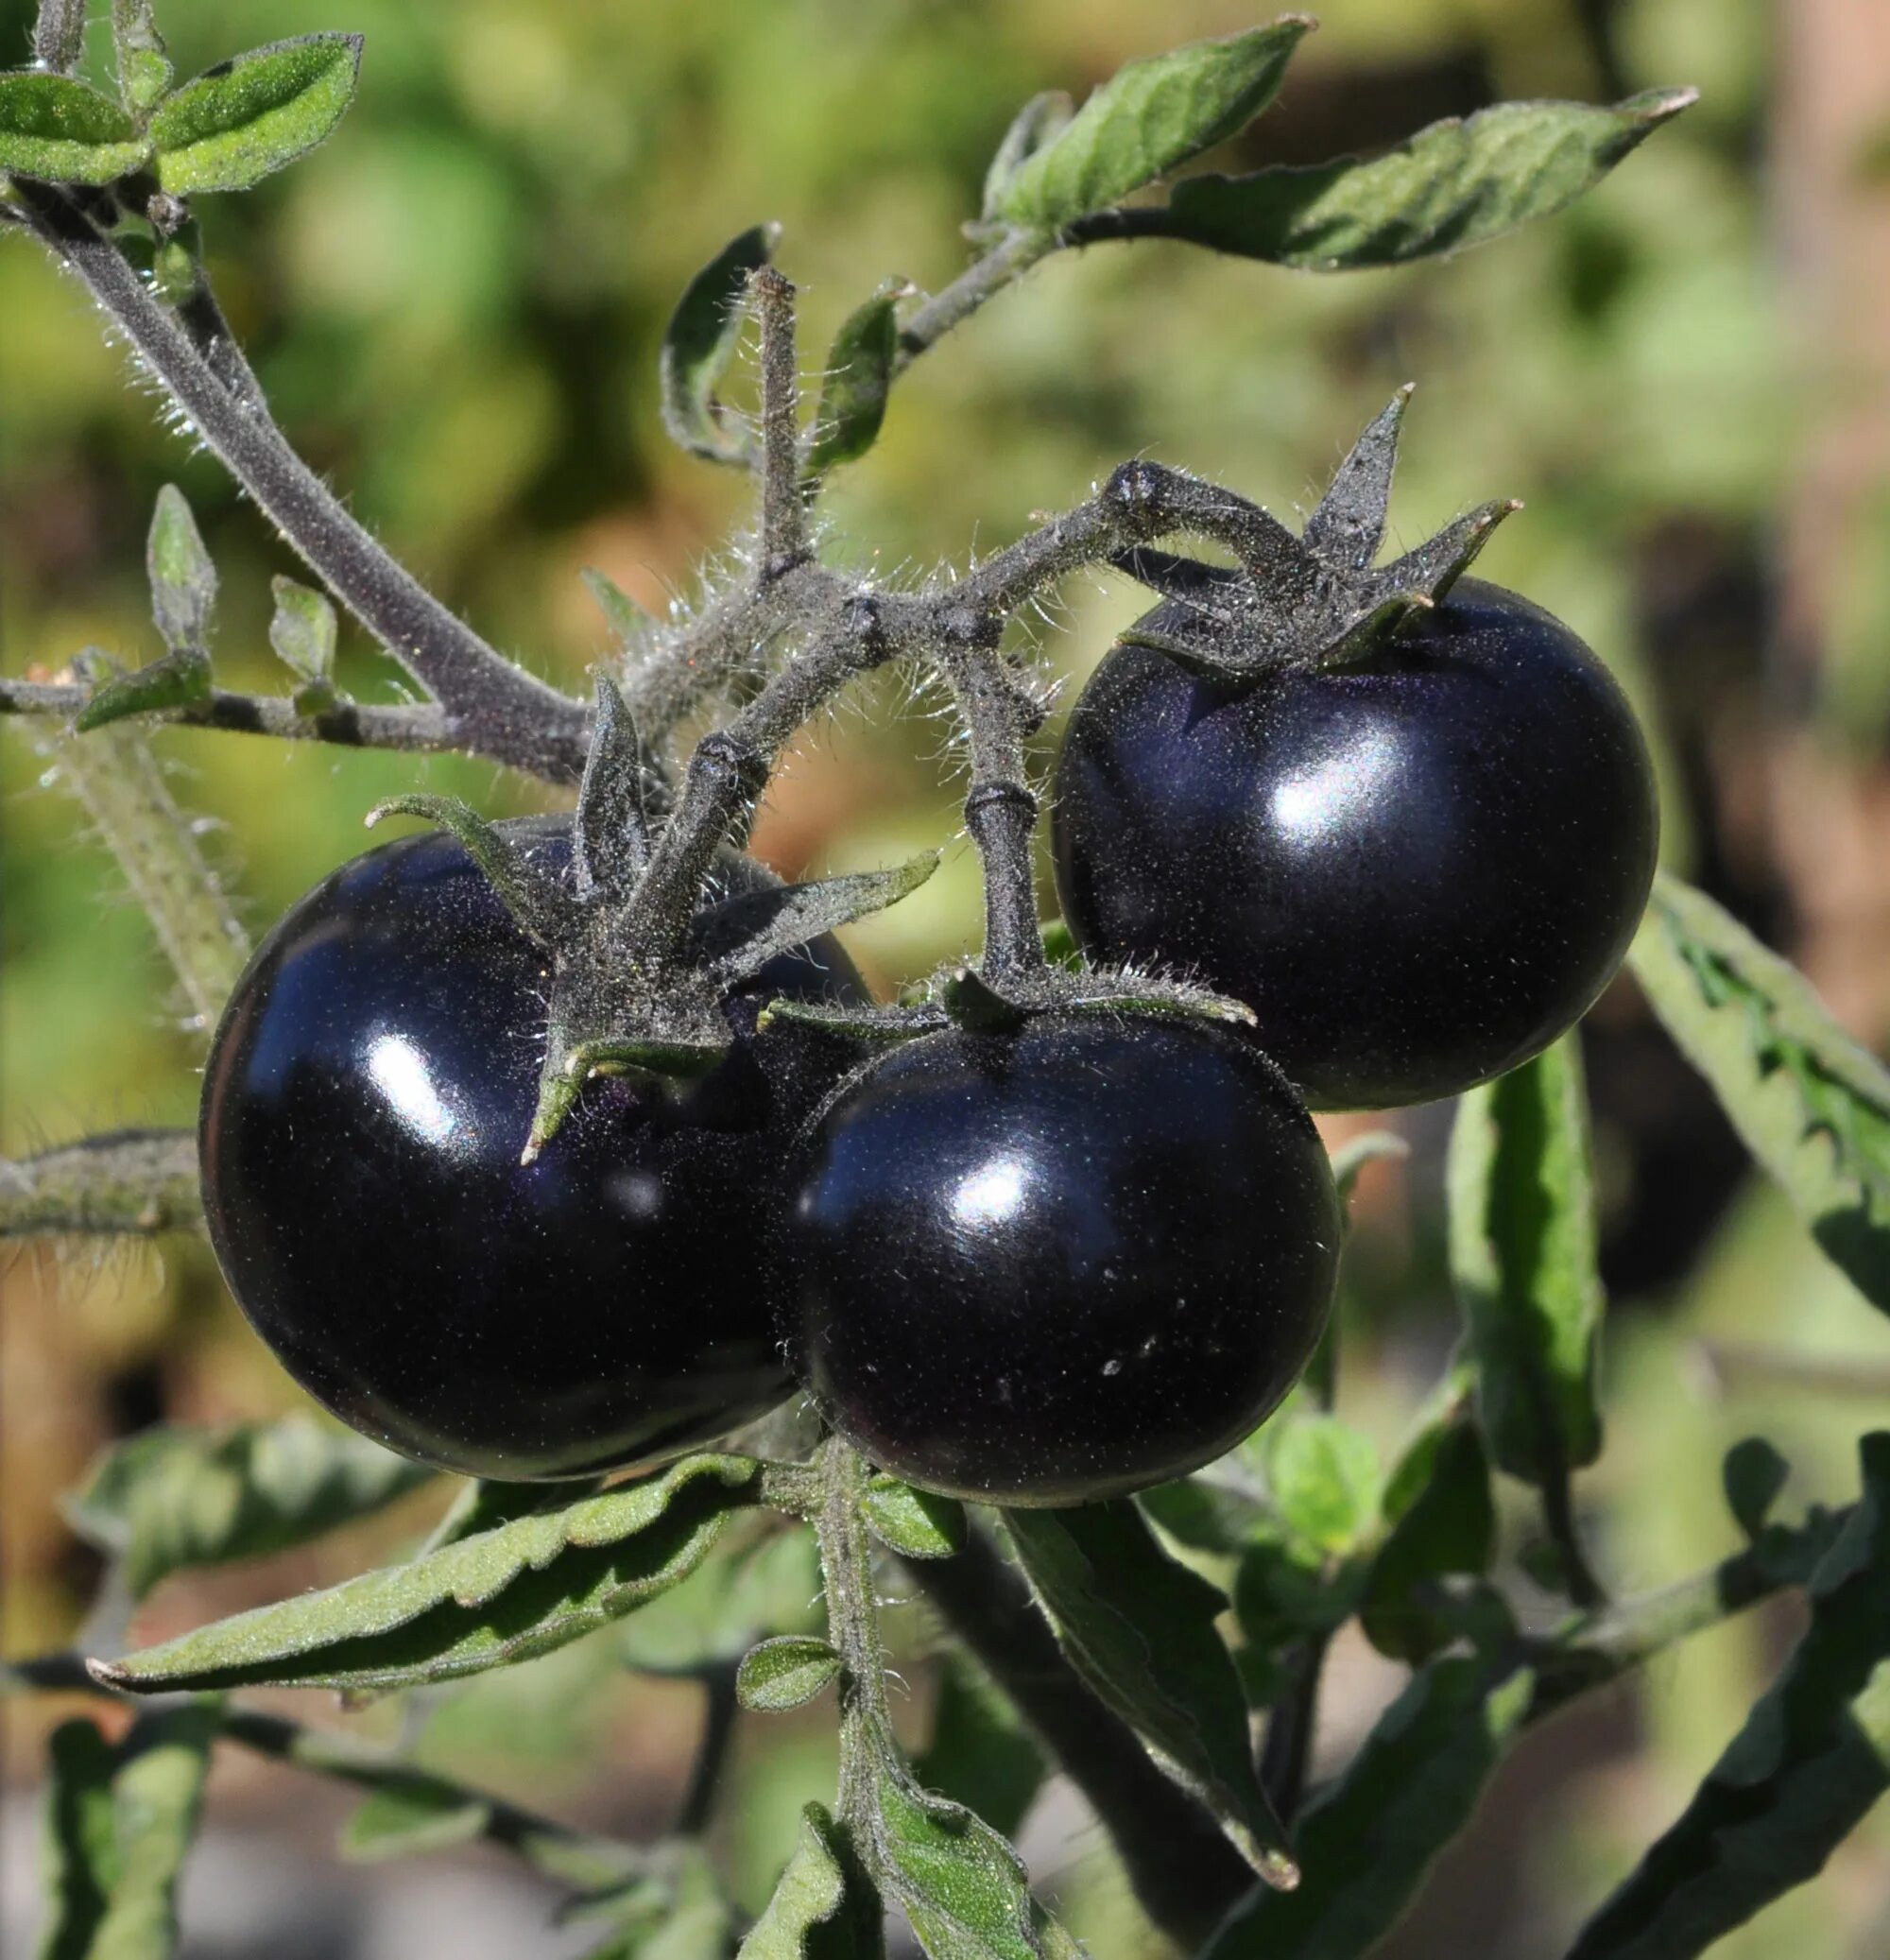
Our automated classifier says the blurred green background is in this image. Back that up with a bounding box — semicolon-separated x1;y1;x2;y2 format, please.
6;0;1890;1954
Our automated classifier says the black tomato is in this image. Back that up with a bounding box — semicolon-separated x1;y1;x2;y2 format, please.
1052;579;1658;1109
199;817;864;1481
777;1015;1340;1506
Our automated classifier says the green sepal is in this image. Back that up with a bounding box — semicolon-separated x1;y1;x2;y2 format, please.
148;33;363;195
365;795;570;949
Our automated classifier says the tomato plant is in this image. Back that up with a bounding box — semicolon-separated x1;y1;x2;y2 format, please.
9;7;1890;1960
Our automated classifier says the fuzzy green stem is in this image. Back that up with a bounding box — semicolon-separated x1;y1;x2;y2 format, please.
895;230;1054;373
0;1131;199;1239
3;671;472;757
46;691;250;1034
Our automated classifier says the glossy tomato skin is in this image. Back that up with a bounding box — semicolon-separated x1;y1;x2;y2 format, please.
778;1015;1340;1506
1051;579;1658;1109
199;817;864;1481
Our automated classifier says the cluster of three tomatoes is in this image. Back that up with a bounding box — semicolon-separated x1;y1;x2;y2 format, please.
200;579;1657;1506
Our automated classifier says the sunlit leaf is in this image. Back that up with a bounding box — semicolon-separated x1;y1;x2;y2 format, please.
148;34;363;195
0;72;148;184
1140;90;1695;267
65;1415;435;1601
94;1454;760;1695
737;1635;842;1713
996;20;1312;230
1629;871;1890;1313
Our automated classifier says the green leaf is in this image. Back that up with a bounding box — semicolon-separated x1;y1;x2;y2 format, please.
661;223;779;462
1005;1503;1298;1888
268;576;337;685
862;1475;967;1560
1448;1036;1605;1487
146;485;217;655
1628;871;1890;1313
1568;1433;1890;1959
93;1453;760;1696
737;1635;842;1713
804;281;905;480
1359;1415;1495;1662
73;651;212;732
1265;1414;1382;1556
65;1415;435;1601
1723;1437;1791;1542
339;1783;491;1863
872;1760;1048;1960
38;1704;217;1960
0;73;149;185
1151;89;1696;268
739;1804;866;1960
996;20;1313;231
1202;1655;1535;1960
148;34;363;195
915;1651;1046;1844
980;92;1074;223
112;0;173;114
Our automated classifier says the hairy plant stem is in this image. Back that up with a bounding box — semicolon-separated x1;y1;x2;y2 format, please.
12;183;591;783
45;691;250;1033
910;1521;1253;1947
895;230;1054;373
3;672;473;759
0;1131;199;1238
31;0;87;71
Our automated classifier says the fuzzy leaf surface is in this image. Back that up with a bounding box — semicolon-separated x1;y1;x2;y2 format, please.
0;72;148;183
738;1803;865;1960
1154;90;1693;267
1568;1433;1890;1958
806;283;902;477
862;1475;967;1560
1205;1654;1533;1959
38;1703;216;1960
997;21;1311;230
66;1416;434;1601
738;1636;842;1713
661;223;778;461
148;34;362;193
1629;872;1890;1313
1448;1037;1605;1487
339;1783;491;1864
93;1454;760;1695
870;1761;1049;1960
1005;1503;1297;1887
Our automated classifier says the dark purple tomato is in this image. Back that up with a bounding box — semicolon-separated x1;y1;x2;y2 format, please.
1052;579;1658;1109
778;1015;1340;1506
199;816;864;1481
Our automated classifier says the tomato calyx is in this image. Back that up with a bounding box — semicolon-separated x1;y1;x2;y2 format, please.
367;673;936;1161
1110;387;1521;679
